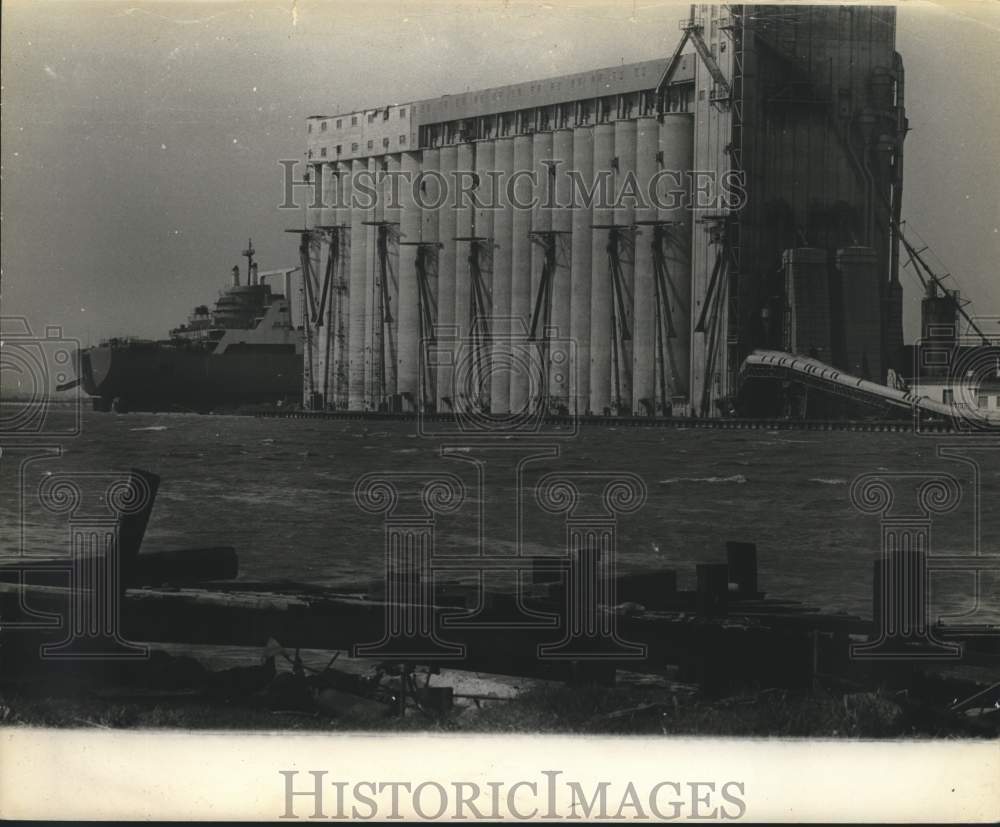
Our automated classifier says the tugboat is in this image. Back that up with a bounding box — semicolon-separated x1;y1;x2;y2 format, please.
72;240;303;412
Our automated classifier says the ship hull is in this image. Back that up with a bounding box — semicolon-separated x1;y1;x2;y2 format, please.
77;342;302;411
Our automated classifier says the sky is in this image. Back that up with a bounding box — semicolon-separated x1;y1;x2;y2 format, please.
2;0;998;353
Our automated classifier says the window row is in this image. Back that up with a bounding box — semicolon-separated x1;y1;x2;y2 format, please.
418;88;692;147
308;134;410;158
307;108;408;133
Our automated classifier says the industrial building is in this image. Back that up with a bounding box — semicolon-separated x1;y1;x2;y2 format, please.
297;4;906;418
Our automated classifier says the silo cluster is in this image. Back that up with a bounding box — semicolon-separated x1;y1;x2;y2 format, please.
303;113;696;417
299;5;904;416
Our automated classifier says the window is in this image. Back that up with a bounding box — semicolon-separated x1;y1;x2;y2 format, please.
336;145;342;154
943;389;955;404
399;107;407;117
382;137;389;148
383;110;390;121
351;142;358;152
307;149;313;158
399;134;406;145
351;115;358;125
367;139;373;149
977;393;989;409
336;119;342;128
321;121;327;132
320;147;327;157
307;123;312;133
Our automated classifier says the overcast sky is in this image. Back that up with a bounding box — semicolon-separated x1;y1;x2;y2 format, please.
2;0;998;350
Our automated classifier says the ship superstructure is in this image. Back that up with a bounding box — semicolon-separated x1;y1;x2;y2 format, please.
76;241;303;412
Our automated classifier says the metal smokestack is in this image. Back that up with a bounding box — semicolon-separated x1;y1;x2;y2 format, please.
231;266;240;288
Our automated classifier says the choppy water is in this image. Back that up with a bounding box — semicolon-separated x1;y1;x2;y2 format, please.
2;407;998;622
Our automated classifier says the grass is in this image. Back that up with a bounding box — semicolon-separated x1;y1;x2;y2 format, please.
1;681;985;738
454;684;912;737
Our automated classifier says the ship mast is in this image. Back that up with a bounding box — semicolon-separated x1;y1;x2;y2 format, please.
242;238;256;286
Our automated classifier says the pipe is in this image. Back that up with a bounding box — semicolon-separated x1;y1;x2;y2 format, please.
474;138;495;411
383;154;400;402
589;123;615;416
658;113;694;412
529;131;554;410
570;126;594;415
453;142;476;412
435;145;458;411
531;131;554;308
397;150;422;410
363;156;380;409
549;128;574;413
335;165;354;408
888;52;905;289
613;119;637;414
632;116;658;415
420;148;440;410
490;137;515;415
510;135;534;413
347;158;368;410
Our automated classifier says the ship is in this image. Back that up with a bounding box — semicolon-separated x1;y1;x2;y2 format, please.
71;240;303;413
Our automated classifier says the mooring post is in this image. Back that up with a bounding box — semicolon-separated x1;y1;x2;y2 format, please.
118;468;161;587
696;563;729;616
35;469;156;659
353;472;466;659
535;473;647;660
850;473;962;660
725;540;758;596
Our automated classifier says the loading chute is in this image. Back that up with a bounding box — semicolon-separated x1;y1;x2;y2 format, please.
740;349;1000;425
